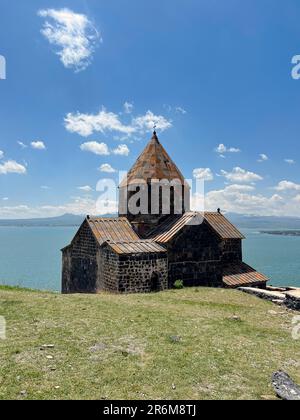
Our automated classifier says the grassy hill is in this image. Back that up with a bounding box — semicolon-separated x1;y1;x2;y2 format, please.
0;286;299;400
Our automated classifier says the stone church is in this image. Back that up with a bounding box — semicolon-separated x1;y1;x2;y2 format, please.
62;132;268;293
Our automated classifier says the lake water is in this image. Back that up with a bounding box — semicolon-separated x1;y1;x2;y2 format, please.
0;226;299;291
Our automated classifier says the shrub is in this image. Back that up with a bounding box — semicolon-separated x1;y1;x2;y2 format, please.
174;280;184;289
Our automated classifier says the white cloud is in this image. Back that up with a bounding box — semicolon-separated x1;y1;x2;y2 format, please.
112;144;130;156
258;154;268;162
64;107;172;138
17;141;27;149
38;8;100;72
65;108;135;137
193;168;214;181
0;196;118;219
123;102;134;114
99;164;116;173
285;159;295;165
215;143;241;154
274;180;300;192
0;160;27;175
190;185;287;216
220;167;263;183
223;184;255;192
78;185;93;192
175;106;187;115
2;197;8;201
132;111;172;133
31;141;46;150
41;186;51;190
80;141;110;156
0;151;3;159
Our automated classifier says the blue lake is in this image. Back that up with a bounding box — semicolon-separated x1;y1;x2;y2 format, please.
0;226;299;291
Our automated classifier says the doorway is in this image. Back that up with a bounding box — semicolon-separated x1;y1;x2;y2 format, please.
150;272;161;292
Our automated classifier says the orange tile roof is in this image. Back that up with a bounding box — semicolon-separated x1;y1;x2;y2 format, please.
120;132;187;188
223;263;269;287
87;217;139;245
147;212;245;242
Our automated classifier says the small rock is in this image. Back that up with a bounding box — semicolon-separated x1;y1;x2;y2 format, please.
41;344;55;349
89;343;107;352
272;371;300;401
20;390;27;396
268;310;278;315
54;386;60;390
172;384;176;390
228;316;242;322
46;355;54;360
169;335;182;343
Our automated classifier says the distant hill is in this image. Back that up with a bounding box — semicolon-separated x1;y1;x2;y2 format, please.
1;212;300;229
226;213;300;230
0;214;86;227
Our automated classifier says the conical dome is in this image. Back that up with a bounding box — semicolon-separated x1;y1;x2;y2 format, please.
120;132;186;187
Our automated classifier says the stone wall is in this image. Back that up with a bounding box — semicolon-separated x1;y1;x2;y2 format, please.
61;246;72;293
99;245;168;293
118;253;168;293
166;222;223;288
221;239;242;263
61;221;98;293
96;246;119;292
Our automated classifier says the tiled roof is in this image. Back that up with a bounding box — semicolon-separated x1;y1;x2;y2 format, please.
204;212;245;240
87;217;139;245
147;212;244;243
223;263;269;288
104;240;167;255
120;132;187;188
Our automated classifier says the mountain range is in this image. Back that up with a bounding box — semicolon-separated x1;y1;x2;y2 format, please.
1;212;300;229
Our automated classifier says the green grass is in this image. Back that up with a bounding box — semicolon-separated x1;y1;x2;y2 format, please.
0;286;299;400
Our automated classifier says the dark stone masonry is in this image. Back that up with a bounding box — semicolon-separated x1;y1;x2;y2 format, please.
62;132;269;294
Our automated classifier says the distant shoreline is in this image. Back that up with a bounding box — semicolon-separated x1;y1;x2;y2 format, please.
260;230;300;237
0;224;80;228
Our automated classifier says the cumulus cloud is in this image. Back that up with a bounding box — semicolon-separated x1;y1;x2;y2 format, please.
0;160;27;175
175;106;187;115
123;102;134;114
190;184;287;216
99;164;116;173
64;106;172;138
78;185;93;192
285;159;295;165
0;196;118;219
258;154;268;162
193;168;214;181
112;144;130;156
220;167;263;183
31;141;46;150
215;143;241;155
17;141;27;149
65;108;135;137
132;110;172;133
38;8;100;72
80;141;110;156
274;180;300;192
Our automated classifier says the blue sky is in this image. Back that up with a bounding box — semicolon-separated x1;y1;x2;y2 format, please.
1;0;300;218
